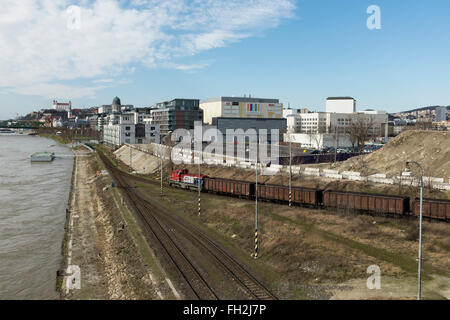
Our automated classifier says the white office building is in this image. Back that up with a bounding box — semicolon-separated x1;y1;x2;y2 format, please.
285;108;388;149
326;97;356;114
200;96;283;124
283;108;309;118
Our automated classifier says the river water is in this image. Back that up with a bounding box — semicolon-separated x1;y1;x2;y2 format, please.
0;135;74;299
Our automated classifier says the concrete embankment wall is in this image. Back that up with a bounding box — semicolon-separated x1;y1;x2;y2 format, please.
114;145;166;174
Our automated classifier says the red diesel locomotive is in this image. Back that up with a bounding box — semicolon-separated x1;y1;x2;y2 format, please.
169;169;207;190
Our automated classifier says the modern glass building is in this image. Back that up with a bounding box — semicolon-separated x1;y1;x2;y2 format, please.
151;99;203;137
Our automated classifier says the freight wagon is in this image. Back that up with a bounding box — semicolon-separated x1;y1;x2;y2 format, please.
322;190;410;216
257;184;322;206
203;177;254;198
413;198;450;221
167;169;449;223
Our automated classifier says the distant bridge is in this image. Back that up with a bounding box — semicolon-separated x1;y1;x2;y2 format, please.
0;126;40;129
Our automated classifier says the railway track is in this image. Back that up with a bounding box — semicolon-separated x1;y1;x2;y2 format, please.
98;151;276;300
136;192;276;300
100;152;217;299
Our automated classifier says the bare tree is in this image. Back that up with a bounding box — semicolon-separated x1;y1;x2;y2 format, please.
347;115;375;152
414;120;433;131
345;124;359;151
306;132;319;150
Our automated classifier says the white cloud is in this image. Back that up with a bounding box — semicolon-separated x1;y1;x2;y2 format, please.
9;83;106;99
0;0;296;99
92;79;115;83
162;62;211;71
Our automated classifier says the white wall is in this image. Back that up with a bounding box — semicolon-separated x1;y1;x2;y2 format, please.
200;101;224;124
326;99;355;114
284;133;353;149
200;99;283;124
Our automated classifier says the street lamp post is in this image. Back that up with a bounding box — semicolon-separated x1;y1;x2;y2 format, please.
130;144;132;173
406;161;424;300
191;136;201;216
334;127;337;163
254;141;258;259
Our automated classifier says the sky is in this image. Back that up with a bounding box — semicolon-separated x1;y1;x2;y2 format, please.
1;0;450;119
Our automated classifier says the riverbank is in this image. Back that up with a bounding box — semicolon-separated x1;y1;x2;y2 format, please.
38;132;72;145
59;147;171;299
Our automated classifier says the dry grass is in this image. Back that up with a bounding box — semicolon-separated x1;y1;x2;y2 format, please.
102;146;450;299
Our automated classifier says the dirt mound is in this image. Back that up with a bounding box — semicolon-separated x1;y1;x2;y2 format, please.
334;130;450;180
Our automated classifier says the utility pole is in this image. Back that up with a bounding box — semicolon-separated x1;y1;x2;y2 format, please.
289;135;292;207
130;144;132;172
254;141;258;259
160;145;163;196
198;149;201;216
406;161;424;300
334;127;337;163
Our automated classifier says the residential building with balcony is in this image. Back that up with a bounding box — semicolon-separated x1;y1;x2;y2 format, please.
150;99;203;137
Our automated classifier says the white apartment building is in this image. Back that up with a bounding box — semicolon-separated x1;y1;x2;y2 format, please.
134;107;153;124
52;118;63;128
98;105;112;114
103;113;160;148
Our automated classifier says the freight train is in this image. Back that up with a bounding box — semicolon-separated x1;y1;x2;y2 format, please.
169;169;450;221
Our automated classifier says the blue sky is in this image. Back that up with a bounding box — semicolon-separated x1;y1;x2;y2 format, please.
1;0;450;119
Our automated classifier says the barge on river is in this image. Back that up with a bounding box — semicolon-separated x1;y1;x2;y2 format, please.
31;152;55;162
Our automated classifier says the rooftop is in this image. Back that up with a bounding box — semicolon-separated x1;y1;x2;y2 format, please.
201;96;279;104
326;97;355;100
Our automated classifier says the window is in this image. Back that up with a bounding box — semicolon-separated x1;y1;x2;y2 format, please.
125;126;130;130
